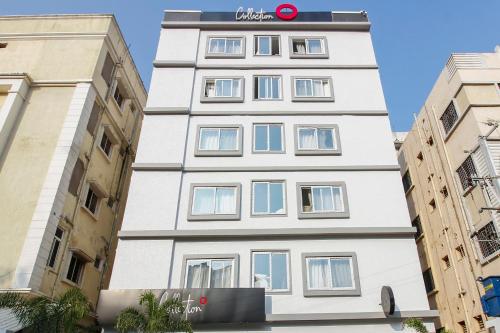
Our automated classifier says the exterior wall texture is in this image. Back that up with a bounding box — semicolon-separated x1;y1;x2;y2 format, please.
107;9;435;332
397;48;500;332
0;14;146;329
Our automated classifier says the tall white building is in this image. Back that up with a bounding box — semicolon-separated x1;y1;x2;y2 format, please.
99;7;437;332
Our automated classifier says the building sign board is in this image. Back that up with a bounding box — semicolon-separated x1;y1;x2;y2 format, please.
97;288;266;326
235;4;299;22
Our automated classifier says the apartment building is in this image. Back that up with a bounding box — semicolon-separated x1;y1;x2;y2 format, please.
397;47;500;332
0;15;146;331
99;7;436;332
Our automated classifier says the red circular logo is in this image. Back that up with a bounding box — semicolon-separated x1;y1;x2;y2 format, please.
275;4;298;21
199;296;208;305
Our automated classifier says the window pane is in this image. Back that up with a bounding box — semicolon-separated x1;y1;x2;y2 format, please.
271;253;288;290
253;183;269;214
205;81;215;97
199;129;219;150
254;125;268;151
258;36;270;55
209;39;224;53
210;260;233;288
269;183;284;214
295;80;311;96
215;188;236;214
271;37;280;55
219;129;238;150
258;77;269;99
293;40;306;54
330;258;353;288
186;260;209;288
271;77;280;98
308;258;330;289
232;79;240;97
226;39;241;54
298;128;316;149
318;129;334;149
269;125;282;151
307;39;323;54
331;186;343;211
320;187;334;211
192;188;215;214
254;253;270;289
313;80;324;97
312;187;323;211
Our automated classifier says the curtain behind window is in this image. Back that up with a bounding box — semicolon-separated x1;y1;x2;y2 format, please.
299;128;316;149
215;188;236;214
211;260;233;287
219;129;237;150
308;258;329;289
186;261;209;288
192;188;215;214
331;259;353;288
199;129;219;150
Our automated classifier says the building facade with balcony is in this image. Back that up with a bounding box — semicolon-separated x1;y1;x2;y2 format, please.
396;47;500;333
102;8;436;332
0;14;146;331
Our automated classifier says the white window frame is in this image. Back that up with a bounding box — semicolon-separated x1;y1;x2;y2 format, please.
183;258;236;288
254;35;280;56
302;185;344;213
305;256;356;291
207;37;244;57
99;130;114;159
289;37;329;58
201;77;244;103
294;78;332;98
66;253;86;285
187;183;241;221
296;126;337;151
296;182;349;219
47;227;64;268
83;184;102;218
254;76;282;100
198;127;240;151
251;251;290;292
253;123;284;153
251;181;286;216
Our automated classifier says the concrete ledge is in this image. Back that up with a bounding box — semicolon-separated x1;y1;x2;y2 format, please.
183;165;401;172
189;110;388;116
143;107;190;115
153;60;196;68
266;310;439;322
131;163;183;171
118;227;417;240
152;62;379;70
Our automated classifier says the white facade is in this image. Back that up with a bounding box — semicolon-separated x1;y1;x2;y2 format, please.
106;9;436;332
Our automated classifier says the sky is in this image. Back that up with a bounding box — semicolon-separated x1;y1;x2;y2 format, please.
1;0;498;131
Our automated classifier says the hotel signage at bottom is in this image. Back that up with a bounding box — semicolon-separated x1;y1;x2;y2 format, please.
97;288;266;326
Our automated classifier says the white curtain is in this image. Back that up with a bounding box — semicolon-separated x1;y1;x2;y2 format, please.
226;39;241;54
211;260;233;288
299;128;316;149
205;82;215;97
199;129;219;150
312;80;325;97
209;39;224;53
331;258;353;288
192;188;215;215
219;129;237;150
308;258;329;289
231;79;240;97
215;188;236;214
253;253;271;289
294;40;306;54
186;261;209;288
295;80;311;97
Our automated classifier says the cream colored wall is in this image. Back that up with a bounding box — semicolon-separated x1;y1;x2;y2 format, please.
0;86;74;288
399;50;500;332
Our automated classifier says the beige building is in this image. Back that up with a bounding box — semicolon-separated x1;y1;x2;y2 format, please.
397;47;500;332
0;14;146;330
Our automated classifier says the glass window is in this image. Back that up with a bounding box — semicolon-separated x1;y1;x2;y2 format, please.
204;79;241;98
306;257;354;290
297;127;336;150
456;156;477;191
185;258;234;288
255;36;280;55
99;131;113;157
66;254;85;284
192;187;237;215
252;181;285;215
208;38;242;55
254;76;281;100
199;128;239;151
113;86;124;109
47;227;64;268
84;187;100;215
295;79;331;97
402;170;413;192
292;38;325;55
301;185;344;213
253;252;289;291
254;124;283;152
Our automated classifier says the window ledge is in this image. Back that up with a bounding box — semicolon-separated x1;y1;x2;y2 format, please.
290;54;329;59
295;150;341;156
304;289;361;297
195;151;242;157
187;214;241;221
97;146;113;163
205;54;245;59
292;97;335;102
61;278;81;288
265;290;292;295
200;97;244;103
250;213;288;218
427;289;438;297
252;150;286;154
81;205;99;221
415;234;425;243
298;212;349;219
462;184;476;197
110;97;124;116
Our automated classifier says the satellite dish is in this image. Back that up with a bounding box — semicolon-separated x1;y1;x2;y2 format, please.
381;286;395;316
